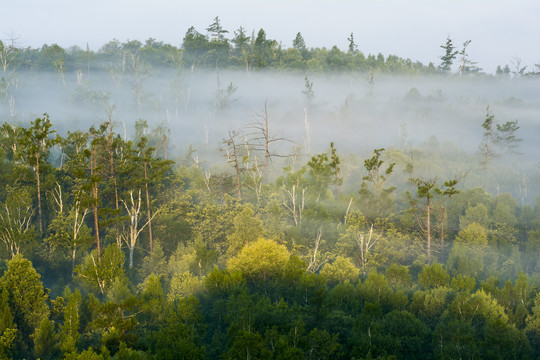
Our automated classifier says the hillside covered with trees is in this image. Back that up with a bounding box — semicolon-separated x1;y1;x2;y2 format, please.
0;18;540;360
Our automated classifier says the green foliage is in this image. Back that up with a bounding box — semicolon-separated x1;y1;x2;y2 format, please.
447;244;485;278
359;271;392;304
459;203;490;229
385;264;411;290
455;222;488;246
480;107;522;166
439;36;458;72
154;296;206;360
226;204;265;257
433;318;477;360
227;238;290;281
418;263;450;289
0;287;17;359
320;256;359;285
306;328;343;360
372;310;429;359
33;317;60;360
60;288;82;355
451;274;477;293
0;255;48;346
76;244;126;294
168;271;204;301
0;75;537;358
358;148;396;219
307;150;335;202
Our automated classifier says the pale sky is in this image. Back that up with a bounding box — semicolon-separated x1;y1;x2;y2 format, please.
2;0;539;73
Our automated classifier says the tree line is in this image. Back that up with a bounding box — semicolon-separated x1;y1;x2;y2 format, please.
3;17;539;77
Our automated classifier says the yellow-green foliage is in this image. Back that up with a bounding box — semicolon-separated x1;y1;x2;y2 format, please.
455;222;488;246
227;238;290;281
320;256;359;284
169;271;205;301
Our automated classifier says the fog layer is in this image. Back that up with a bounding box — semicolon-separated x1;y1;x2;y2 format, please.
1;68;539;201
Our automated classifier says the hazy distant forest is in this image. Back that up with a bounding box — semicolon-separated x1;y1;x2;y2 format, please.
1;17;540;359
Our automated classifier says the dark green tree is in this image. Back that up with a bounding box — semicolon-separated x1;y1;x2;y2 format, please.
0;287;17;359
347;33;358;55
231;26;252;72
439;36;458;73
33;317;60;360
206;16;229;41
292;32;308;60
358;148;396;220
0;255;48;357
76;244;126;294
60;288;81;355
19;114;58;233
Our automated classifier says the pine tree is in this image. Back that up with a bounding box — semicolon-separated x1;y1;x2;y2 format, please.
439;36;458;73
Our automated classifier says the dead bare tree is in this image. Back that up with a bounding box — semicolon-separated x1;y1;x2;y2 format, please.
0;32;18;72
283;184;306;227
222;130;244;200
306;226;331;272
50;183;90;271
0;187;34;258
247;101;291;184
121;189;157;268
355;224;381;275
243;135;263;203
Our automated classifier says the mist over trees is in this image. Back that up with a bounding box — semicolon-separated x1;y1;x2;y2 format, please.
0;17;540;360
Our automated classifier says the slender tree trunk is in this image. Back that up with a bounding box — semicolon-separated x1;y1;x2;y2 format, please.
143;162;153;253
426;196;431;264
72;245;77;273
35;154;43;233
163;134;167;160
107;114;120;247
335;166;341;197
264;104;269;185
91;148;101;262
129;245;135;268
93;183;100;262
440;206;446;261
228;133;242;200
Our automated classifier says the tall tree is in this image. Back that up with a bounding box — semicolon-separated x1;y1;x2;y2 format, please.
408;178;459;263
439;36;458;73
0;32;19;72
0;287;17;358
206;16;229;41
307;150;334;203
347;33;359;55
248;101;289;185
133;136;172;254
458;40;479;76
223;130;244;200
292;32;308;60
232;26;252;72
480;106;497;167
329;142;342;197
358;148;396;220
19;114;58;234
87;124;109;261
0;255;49;356
480;106;522;167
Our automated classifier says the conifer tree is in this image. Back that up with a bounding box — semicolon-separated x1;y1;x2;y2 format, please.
439;36;458;73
